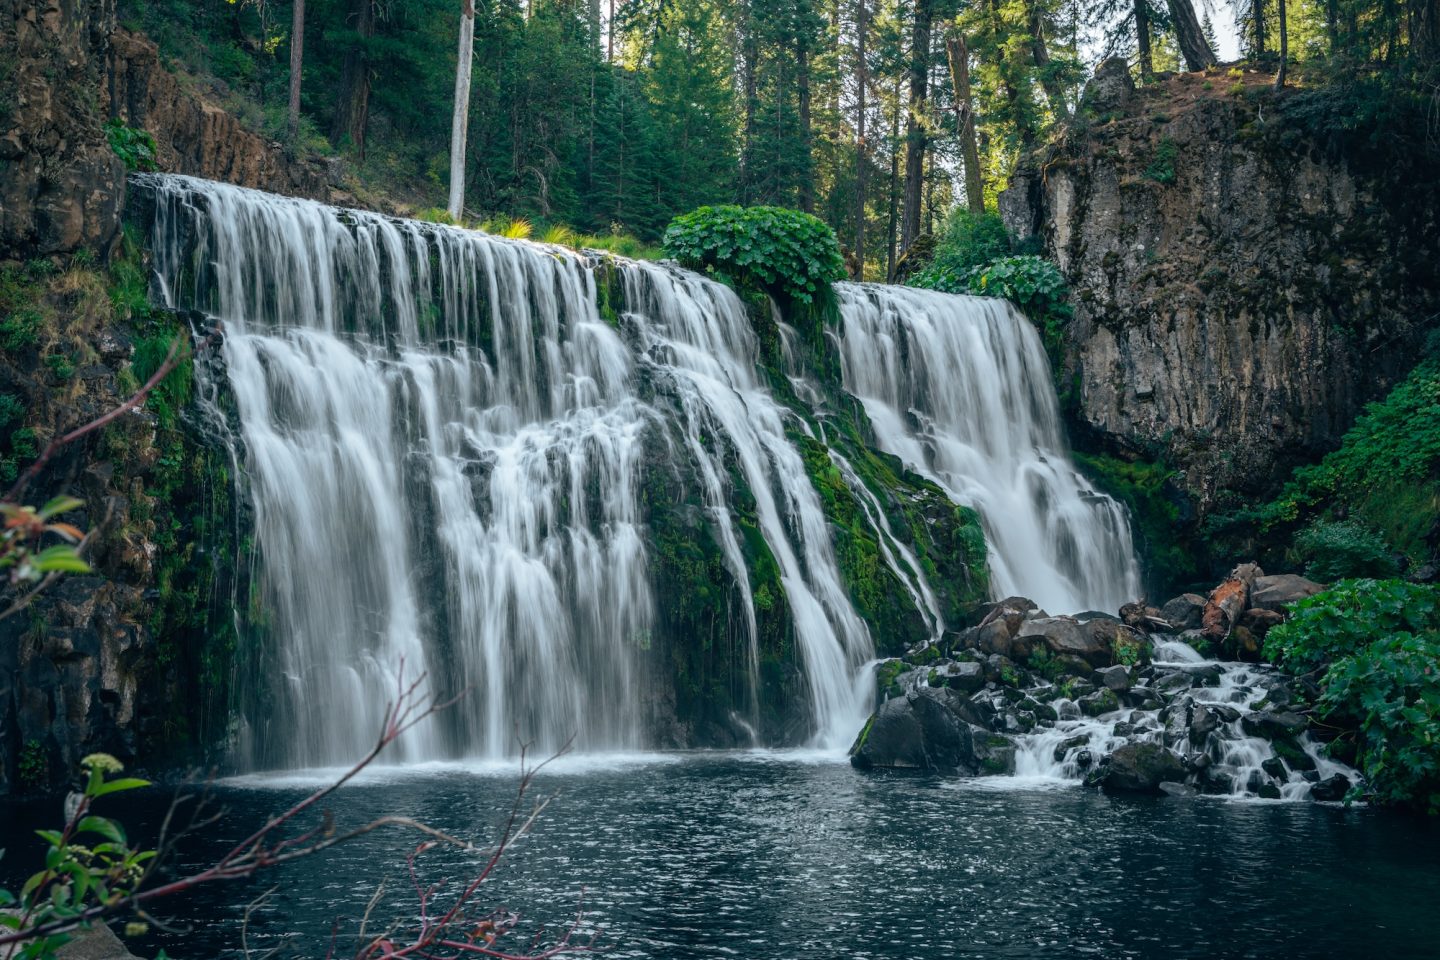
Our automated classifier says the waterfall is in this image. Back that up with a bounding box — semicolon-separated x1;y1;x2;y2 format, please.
835;284;1142;615
136;174;874;767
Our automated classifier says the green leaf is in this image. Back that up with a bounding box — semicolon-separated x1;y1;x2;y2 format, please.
76;816;125;844
90;778;150;798
33;545;90;574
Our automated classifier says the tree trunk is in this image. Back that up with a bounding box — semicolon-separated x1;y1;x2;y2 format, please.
886;75;901;280
1251;0;1266;55
1025;0;1069;118
1274;0;1288;88
945;34;984;214
854;0;868;273
798;43;814;213
901;0;933;252
448;0;475;220
1166;0;1218;69
740;4;758;204
1135;0;1153;81
287;0;305;142
331;0;375;158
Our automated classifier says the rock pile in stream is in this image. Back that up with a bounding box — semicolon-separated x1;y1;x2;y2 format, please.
849;566;1358;803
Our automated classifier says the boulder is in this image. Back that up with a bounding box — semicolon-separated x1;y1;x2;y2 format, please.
1249;574;1325;613
971;729;1018;775
1310;773;1351;802
1241;710;1308;741
849;689;976;772
1159;781;1198;798
1078;688;1121;717
1018;617;1111;667
1100;742;1188;794
1239;608;1285;635
1159;594;1208;631
1095;665;1132;692
1261;756;1287;780
932;660;985;694
1081;57;1136;115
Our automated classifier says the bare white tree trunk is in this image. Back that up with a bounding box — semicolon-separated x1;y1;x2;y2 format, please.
447;0;475;221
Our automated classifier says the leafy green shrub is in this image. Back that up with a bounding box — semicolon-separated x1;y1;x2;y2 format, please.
130;332;193;430
1;306;43;350
44;353;75;381
1206;356;1440;565
18;738;46;788
909;209;1012;290
1144;137;1179;184
953;255;1070;324
104;118;158;172
1264;578;1440;672
663;205;845;305
1295;519;1399;581
1265;580;1440;811
1319;631;1440;812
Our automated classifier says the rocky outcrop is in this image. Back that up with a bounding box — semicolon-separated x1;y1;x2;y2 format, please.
107;30;333;200
1001;62;1440;513
0;0;125;260
0;5;329;264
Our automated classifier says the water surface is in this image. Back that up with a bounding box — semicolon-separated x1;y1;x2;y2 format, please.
6;752;1437;959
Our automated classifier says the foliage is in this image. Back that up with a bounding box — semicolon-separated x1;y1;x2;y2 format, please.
1263;578;1440;672
1144;137;1178;184
103;119;158;172
1;497;91;596
0;755;154;960
1265;580;1440;812
18;739;47;789
663;205;845;305
915;208;1013;282
1294;519;1399;582
1319;631;1440;812
1206;356;1440;568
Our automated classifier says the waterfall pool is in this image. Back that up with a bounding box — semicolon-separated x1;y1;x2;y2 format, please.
6;752;1436;959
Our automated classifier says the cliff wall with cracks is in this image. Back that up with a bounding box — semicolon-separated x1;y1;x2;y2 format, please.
0;1;330;263
1000;61;1440;519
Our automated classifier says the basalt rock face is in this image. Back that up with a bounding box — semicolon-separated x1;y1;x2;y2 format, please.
108;30;333;200
0;7;329;264
1000;62;1440;513
0;0;125;260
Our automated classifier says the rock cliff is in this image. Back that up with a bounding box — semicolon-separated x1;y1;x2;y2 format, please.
0;2;330;264
1001;60;1440;515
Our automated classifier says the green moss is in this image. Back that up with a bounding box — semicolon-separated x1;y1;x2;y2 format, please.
1075;450;1197;597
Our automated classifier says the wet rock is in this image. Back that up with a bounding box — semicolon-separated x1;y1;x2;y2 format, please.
1189;703;1222;739
1100;743;1188;794
1159;781;1198;798
1078;688;1120;717
1095;665;1132;692
1241;710;1308;742
1239;608;1285;636
1310;774;1351;801
1159;594;1208;631
972;729;1018;775
1054;734;1090;762
849;689;976;772
1250;574;1324;613
1075;748;1094;769
932;660;985;694
1271;738;1317;772
1018;617;1111;667
1261;757;1287;780
1258;782;1283;800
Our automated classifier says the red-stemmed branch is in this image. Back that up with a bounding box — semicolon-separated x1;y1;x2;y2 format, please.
0;665;594;959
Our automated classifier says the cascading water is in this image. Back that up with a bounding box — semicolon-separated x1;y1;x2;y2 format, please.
137;174;875;767
835;283;1142;615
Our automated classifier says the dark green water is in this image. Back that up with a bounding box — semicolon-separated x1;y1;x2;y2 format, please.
5;752;1439;959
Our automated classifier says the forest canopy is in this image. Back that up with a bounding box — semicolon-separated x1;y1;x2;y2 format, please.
120;0;1439;278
